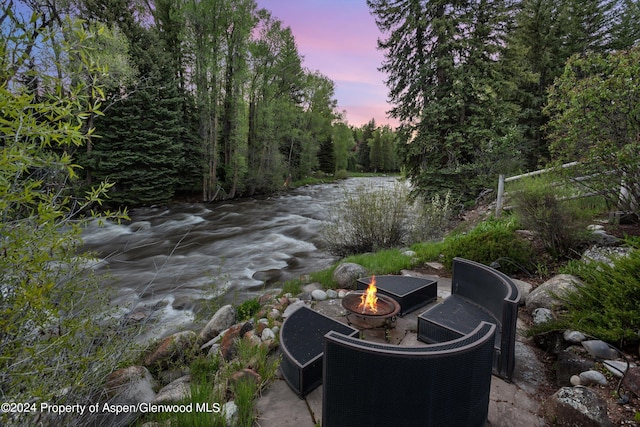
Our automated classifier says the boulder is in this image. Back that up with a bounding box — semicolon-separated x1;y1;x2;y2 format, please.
623;366;640;398
512;279;533;305
545;386;612;427
102;366;157;427
222;401;239;426
581;245;632;266
578;370;608;386
311;289;328;301
332;263;367;289
229;368;262;388
525;274;582;311
104;366;157;402
220;322;254;361
199;305;236;343
532;308;553;326
144;330;198;368
563;330;587;344
153;375;191;404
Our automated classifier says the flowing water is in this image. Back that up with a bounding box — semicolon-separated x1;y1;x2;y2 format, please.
81;176;399;338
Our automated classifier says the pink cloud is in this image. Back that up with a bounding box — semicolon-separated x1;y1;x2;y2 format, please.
256;0;395;128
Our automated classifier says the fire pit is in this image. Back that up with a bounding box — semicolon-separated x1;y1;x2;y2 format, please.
342;276;400;329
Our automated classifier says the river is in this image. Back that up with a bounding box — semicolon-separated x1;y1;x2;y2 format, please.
81;176;399;338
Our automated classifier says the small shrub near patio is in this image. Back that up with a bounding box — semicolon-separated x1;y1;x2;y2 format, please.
554;243;640;347
441;219;533;274
410;190;457;242
323;182;412;255
510;175;592;259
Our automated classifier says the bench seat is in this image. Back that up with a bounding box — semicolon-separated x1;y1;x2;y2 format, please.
417;257;520;380
280;305;358;397
418;294;502;345
322;322;496;427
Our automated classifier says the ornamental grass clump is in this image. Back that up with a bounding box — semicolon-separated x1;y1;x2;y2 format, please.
323;182;412;255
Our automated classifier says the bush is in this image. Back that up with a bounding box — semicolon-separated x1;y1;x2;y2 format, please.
323;182;412;255
1;21;133;426
551;244;640;347
545;48;640;218
334;169;349;180
237;298;261;321
510;175;592;259
440;218;533;274
409;190;456;242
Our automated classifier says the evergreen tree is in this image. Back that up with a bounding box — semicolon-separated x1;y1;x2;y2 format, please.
92;81;184;205
505;0;622;170
609;0;640;50
370;0;517;200
85;10;185;205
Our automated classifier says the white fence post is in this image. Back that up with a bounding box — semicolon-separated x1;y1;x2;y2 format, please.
496;174;505;218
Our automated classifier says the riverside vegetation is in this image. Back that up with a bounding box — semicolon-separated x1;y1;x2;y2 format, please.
136;180;638;426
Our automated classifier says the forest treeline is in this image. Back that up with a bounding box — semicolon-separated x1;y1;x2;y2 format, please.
4;0;640;207
368;0;639;201
4;0;401;207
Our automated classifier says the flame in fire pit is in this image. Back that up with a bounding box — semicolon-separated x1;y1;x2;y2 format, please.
358;275;378;314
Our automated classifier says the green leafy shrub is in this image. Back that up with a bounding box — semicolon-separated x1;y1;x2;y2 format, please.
334;169;349;180
441;219;533;274
555;245;640;347
323;182;412;255
545;47;640;219
237;298;261;320
0;20;133;426
510;175;591;259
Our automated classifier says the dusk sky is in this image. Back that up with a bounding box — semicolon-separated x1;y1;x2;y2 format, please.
256;0;399;128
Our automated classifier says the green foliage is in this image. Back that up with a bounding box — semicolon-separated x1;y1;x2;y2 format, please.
332;121;354;173
280;278;303;296
343;249;416;275
411;240;446;263
334;169;349;180
440;219;533;274
1;17;133;426
369;0;521;202
409;190;457;242
553;246;640;347
322;182;413;255
309;269;336;290
545;47;640;218
510;174;592;259
237;298;261;321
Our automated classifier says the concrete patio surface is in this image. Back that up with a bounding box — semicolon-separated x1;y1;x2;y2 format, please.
255;273;548;427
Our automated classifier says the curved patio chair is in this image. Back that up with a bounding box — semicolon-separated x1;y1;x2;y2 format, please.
322;321;496;427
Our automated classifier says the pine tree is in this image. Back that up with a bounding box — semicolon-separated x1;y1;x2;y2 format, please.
370;0;518;200
89;22;184;205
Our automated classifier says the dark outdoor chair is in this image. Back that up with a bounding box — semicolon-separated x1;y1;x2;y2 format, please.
280;305;358;397
418;257;520;380
322;321;496;427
